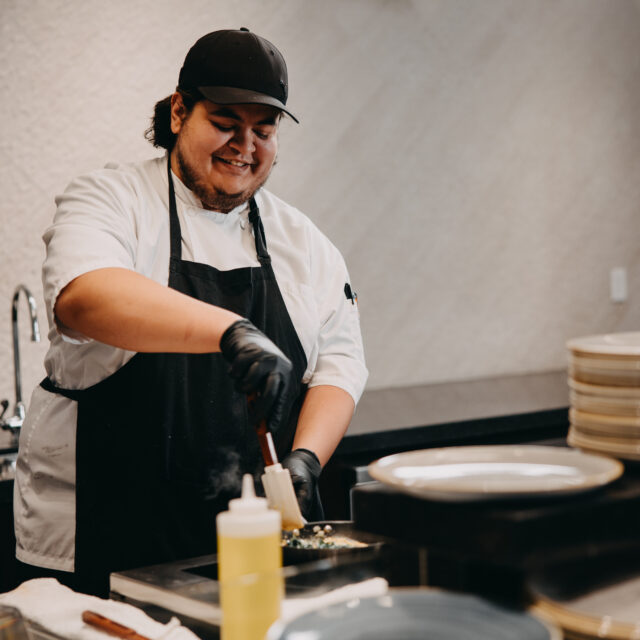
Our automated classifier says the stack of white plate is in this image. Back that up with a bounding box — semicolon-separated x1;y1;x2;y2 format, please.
567;332;640;461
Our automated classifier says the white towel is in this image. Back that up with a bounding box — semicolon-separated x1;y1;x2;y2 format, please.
0;578;201;640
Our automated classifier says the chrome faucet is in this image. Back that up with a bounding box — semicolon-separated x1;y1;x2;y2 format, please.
0;285;40;439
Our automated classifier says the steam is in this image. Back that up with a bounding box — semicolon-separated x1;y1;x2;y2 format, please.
205;448;266;501
207;447;243;500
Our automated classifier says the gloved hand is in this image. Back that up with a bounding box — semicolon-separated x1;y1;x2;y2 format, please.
220;319;293;430
282;448;324;521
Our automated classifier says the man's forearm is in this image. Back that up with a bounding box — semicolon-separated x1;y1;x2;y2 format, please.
55;267;241;353
292;385;355;466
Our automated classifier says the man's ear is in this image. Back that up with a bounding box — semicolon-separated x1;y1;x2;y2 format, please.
170;93;186;135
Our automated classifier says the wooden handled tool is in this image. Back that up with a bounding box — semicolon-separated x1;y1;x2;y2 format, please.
252;408;278;466
248;393;305;530
82;611;152;640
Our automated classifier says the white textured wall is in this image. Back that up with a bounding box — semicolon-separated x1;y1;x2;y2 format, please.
1;0;639;446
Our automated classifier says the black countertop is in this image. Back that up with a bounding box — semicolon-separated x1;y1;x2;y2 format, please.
330;370;570;468
348;369;569;437
320;370;572;521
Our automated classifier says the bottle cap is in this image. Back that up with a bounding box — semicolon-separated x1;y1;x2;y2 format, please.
217;473;281;537
228;474;269;513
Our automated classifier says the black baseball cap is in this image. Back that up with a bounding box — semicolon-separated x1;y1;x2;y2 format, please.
178;27;298;123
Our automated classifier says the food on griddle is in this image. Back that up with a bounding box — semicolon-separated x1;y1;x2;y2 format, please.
281;524;368;550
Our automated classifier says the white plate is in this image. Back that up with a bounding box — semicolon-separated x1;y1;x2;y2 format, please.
569;377;640;398
569;364;640;386
570;390;640;417
567;332;640;357
268;588;561;640
569;354;640;371
367;445;623;501
568;428;640;461
569;423;640;447
570;408;640;431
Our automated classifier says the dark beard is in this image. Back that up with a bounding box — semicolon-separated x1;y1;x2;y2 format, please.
174;146;269;213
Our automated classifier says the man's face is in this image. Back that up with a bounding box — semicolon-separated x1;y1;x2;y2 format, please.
170;95;280;212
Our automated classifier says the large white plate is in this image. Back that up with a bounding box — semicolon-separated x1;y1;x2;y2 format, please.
268;588;561;640
567;332;640;357
367;445;623;501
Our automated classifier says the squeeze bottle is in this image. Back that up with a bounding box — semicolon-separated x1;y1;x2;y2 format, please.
216;474;283;640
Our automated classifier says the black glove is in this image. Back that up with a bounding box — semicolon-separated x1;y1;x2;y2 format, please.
220;319;293;430
282;448;324;522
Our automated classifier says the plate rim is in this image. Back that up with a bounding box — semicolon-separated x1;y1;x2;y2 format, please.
568;429;640;460
568;377;640;398
567;332;640;356
367;445;624;500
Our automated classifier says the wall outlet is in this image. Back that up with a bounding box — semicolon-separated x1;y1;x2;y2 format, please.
610;267;628;303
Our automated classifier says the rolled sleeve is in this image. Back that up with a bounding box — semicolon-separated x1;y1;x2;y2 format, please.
43;170;139;342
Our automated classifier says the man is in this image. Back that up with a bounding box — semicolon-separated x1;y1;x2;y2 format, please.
14;28;367;596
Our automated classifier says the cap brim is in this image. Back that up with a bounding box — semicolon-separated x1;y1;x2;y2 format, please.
197;86;299;123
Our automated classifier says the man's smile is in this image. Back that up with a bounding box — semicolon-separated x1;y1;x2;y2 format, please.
215;156;251;168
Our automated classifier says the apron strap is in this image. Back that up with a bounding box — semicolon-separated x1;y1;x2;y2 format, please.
40;376;84;402
249;197;271;266
167;155;182;261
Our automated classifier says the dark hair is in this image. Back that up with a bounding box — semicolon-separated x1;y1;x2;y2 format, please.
144;88;202;151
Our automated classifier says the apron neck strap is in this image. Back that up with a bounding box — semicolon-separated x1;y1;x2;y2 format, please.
249;197;271;266
167;155;182;260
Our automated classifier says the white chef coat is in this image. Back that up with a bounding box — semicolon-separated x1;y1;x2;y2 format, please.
14;154;368;571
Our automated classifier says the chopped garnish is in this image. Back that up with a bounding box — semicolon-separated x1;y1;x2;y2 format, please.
281;528;368;550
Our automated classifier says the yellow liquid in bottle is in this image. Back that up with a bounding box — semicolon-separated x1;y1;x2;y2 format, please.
218;532;283;640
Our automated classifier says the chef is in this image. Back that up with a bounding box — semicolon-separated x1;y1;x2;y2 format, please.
13;27;367;596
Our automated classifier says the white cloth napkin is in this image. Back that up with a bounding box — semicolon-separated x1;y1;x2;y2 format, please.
0;578;201;640
267;577;389;638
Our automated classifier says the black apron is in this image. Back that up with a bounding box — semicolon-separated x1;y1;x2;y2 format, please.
41;158;310;595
